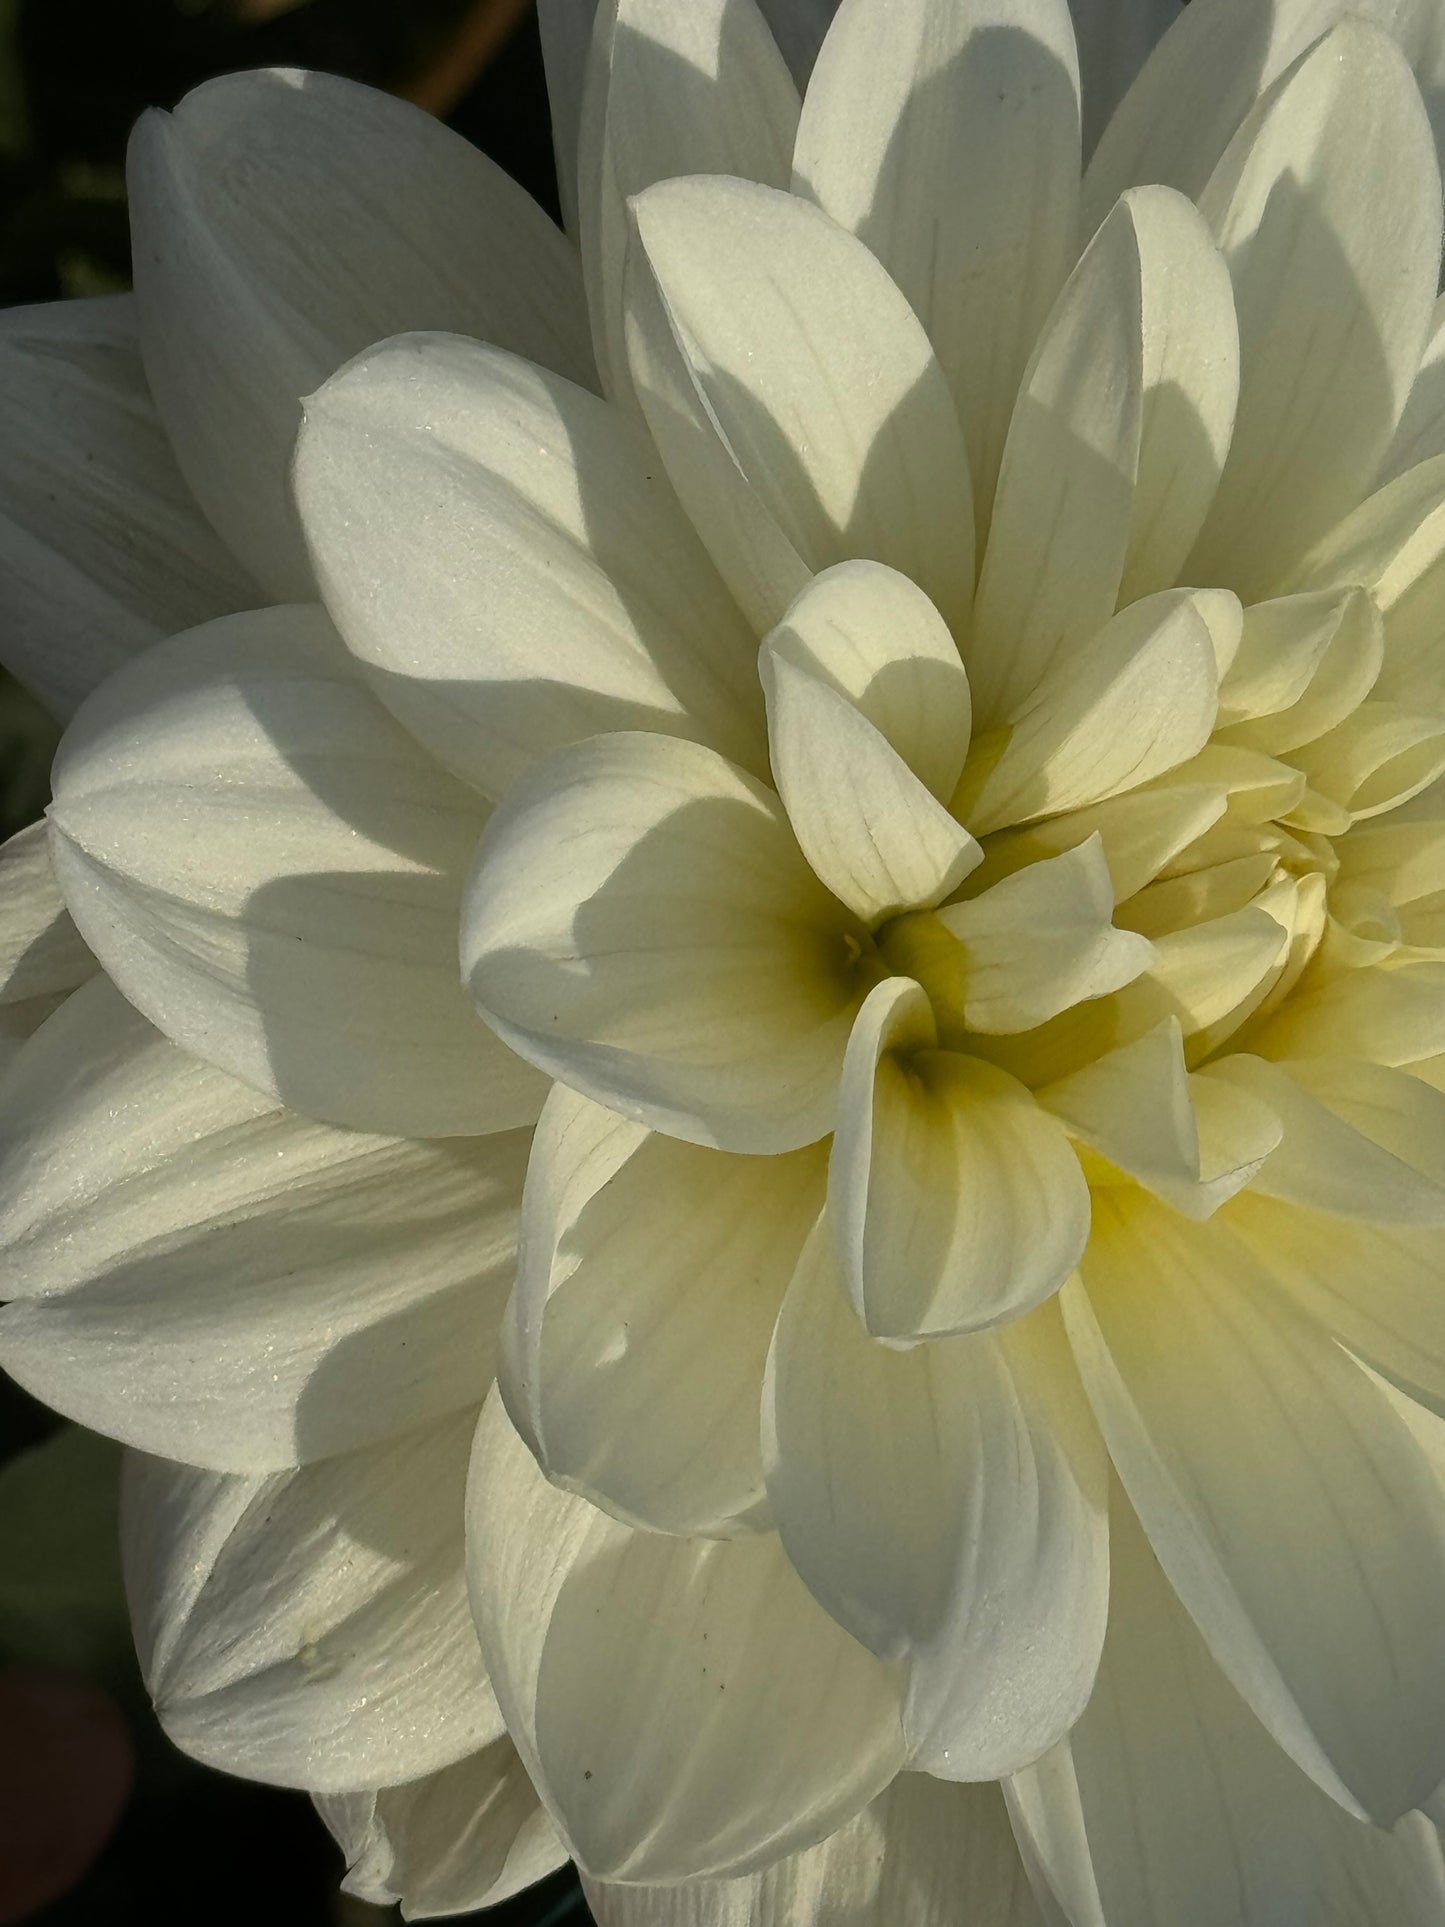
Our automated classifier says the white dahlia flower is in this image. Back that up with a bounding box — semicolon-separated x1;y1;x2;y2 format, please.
5;0;1445;1920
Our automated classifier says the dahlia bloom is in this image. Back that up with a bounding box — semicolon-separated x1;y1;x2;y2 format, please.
5;0;1445;1920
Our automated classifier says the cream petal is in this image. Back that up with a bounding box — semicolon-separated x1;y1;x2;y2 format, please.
762;644;980;924
0;979;525;1471
504;1084;825;1535
1009;1486;1445;1927
317;1740;566;1917
1184;21;1442;598
763;562;972;803
122;1413;501;1793
1215;587;1383;750
466;1390;906;1882
1226;1191;1445;1423
831;980;1090;1341
586;1776;1045;1927
758;0;839;86
0;297;254;719
963;588;1223;834
580;0;798;400
538;0;599;236
970;189;1230;722
1208;1054;1445;1222
974;781;1228;906
46;605;543;1139
624;174;974;636
129;68;593;597
463;731;862;1154
1336;815;1445;951
794;0;1081;535
0;822;95;1063
1039;1018;1281;1219
1066;1194;1445;1823
1291;701;1445;822
766;1234;1108;1779
295;332;764;799
935;838;1155;1033
1248;957;1445;1064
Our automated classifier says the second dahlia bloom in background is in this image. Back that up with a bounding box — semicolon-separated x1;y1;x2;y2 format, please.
5;0;1445;1920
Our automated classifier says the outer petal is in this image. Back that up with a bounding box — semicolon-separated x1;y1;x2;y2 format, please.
295;333;764;798
830;980;1090;1340
766;1232;1108;1779
503;1084;826;1535
586;1776;1045;1927
794;0;1081;533
625;175;974;636
466;1390;906;1883
1084;0;1445;228
462;732;863;1154
1008;1487;1445;1927
1378;293;1445;485
579;0;798;398
0;297;254;719
1184;21;1443;598
0;980;523;1472
129;69;593;597
1066;1192;1445;1823
46;605;544;1139
0;822;95;1073
1068;0;1181;155
760;642;981;924
122;1413;502;1793
970;188;1233;723
317;1739;566;1918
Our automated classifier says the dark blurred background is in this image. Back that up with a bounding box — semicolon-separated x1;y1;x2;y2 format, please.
0;4;590;1921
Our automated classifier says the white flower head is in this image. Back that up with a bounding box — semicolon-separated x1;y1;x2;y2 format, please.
5;0;1445;1920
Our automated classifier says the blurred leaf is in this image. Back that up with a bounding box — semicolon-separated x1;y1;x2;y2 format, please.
0;1426;129;1672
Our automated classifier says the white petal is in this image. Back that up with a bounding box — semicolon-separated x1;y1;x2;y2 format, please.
1184;21;1442;597
1068;0;1181;155
0;297;254;720
0;821;95;1053
129;69;593;597
586;1776;1045;1927
624;175;974;636
766;1231;1108;1779
317;1739;566;1917
579;0;798;399
759;0;839;87
295;332;764;799
122;1413;501;1792
794;0;1081;533
1066;1194;1445;1823
761;644;980;924
504;1084;825;1535
763;561;972;803
1009;1486;1445;1927
538;0;600;237
0;979;527;1471
47;605;544;1139
1084;0;1445;229
1378;293;1445;485
935;837;1155;1033
974;780;1228;906
462;731;862;1154
831;979;1090;1340
963;588;1223;835
466;1390;906;1882
971;188;1230;722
